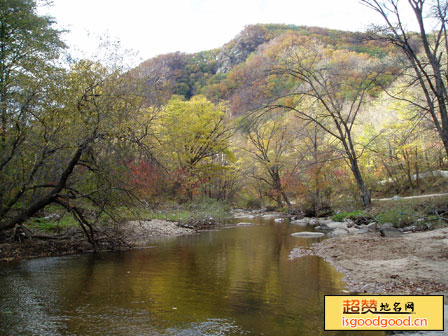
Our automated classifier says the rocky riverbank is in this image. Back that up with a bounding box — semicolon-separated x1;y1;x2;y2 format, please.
232;209;448;297
122;219;195;246
289;227;448;297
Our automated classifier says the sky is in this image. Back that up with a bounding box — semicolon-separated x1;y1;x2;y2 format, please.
38;0;415;65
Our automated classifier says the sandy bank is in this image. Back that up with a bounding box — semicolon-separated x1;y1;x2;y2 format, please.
289;228;448;297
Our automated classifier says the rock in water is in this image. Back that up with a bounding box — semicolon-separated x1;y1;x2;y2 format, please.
290;232;325;238
236;222;253;226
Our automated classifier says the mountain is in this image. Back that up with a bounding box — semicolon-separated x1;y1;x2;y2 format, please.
133;24;394;111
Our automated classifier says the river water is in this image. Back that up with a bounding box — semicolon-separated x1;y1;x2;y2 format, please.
0;217;386;336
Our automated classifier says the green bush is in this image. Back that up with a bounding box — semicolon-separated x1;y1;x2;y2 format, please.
375;208;417;228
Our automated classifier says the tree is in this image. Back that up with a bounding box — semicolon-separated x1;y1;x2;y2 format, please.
0;0;64;143
238;111;298;208
293;120;340;215
361;0;448;158
271;43;387;206
156;95;232;200
0;0;66;232
0;1;166;249
359;81;445;193
0;57;155;250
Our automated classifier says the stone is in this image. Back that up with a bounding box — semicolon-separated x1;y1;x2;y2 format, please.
347;227;359;235
326;222;348;230
233;214;255;219
379;223;394;230
274;218;284;223
262;214;279;219
344;219;355;228
380;226;402;237
315;224;331;231
236;222;253;226
290;232;325;238
366;222;377;232
330;228;350;237
309;219;320;226
392;195;403;200
290;219;309;225
402;225;417;232
356;228;369;234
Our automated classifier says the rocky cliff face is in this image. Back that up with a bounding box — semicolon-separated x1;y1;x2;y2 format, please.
133;24;386;102
216;25;271;73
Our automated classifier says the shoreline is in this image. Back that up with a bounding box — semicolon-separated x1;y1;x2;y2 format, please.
0;219;196;263
0;212;264;263
0;210;280;262
289;228;448;298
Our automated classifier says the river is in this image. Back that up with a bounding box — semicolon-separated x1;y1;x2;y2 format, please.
0;216;386;335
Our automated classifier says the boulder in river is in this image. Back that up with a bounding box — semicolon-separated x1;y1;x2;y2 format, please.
290;232;325;238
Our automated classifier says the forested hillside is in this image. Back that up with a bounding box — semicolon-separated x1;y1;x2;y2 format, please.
134;24;394;106
131;21;445;211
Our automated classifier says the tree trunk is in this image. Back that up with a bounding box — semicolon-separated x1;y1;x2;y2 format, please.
276;193;283;208
402;149;414;192
414;147;419;189
0;139;91;231
282;191;291;207
350;157;371;207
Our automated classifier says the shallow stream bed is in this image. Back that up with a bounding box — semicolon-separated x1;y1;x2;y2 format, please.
0;217;387;335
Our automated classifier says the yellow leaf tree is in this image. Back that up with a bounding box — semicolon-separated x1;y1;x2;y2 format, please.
156;95;233;200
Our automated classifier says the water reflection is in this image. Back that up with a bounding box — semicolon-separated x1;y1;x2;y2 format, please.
0;218;385;335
